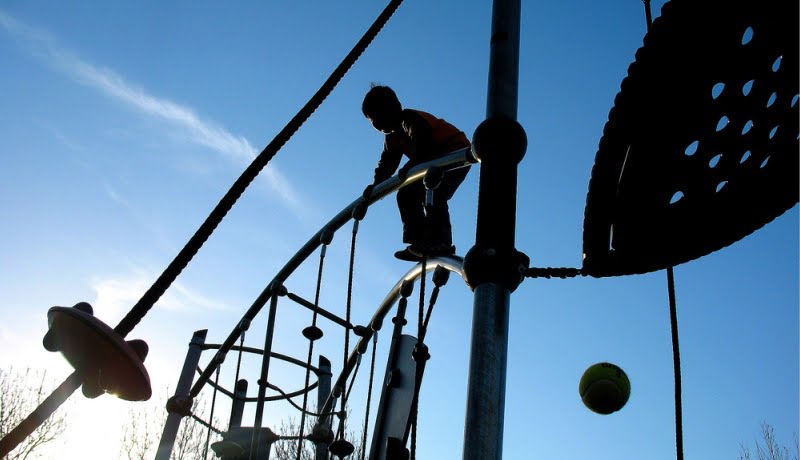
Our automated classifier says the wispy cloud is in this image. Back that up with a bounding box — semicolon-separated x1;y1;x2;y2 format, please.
91;267;233;321
0;10;308;214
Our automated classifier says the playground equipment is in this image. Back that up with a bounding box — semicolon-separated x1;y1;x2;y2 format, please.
0;0;796;459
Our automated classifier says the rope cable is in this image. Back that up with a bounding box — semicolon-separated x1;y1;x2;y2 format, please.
338;219;360;440
203;366;221;460
297;244;328;460
334;355;363;441
344;355;362;411
360;332;378;460
421;283;441;343
667;266;684;460
112;0;406;339
410;255;428;460
234;331;246;387
523;267;582;279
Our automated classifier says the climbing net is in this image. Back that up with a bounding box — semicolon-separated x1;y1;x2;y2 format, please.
154;151;471;460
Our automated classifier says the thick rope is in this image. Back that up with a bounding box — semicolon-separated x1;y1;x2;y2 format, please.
667;267;684;460
421;283;442;343
297;245;328;460
360;332;378;460
113;0;405;338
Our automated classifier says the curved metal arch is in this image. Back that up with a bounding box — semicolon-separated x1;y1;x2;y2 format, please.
316;256;465;425
190;148;475;397
200;344;325;376
196;365;320;404
191;344;327;404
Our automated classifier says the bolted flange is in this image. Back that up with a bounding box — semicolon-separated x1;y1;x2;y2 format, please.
462;245;530;292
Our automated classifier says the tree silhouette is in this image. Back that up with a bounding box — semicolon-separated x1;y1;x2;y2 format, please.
740;422;799;460
0;367;69;460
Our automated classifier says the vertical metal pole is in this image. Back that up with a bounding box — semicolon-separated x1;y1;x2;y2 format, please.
251;294;280;460
230;379;249;430
155;329;208;460
462;285;510;459
485;0;520;120
462;1;524;459
316;356;332;460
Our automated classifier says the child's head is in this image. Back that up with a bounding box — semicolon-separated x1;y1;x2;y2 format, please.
362;85;402;133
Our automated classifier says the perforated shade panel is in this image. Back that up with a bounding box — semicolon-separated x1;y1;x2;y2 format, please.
582;0;799;277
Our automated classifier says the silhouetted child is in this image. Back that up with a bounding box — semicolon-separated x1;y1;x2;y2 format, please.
361;85;471;261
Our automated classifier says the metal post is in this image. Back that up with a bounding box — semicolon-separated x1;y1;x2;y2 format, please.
461;1;525;459
251;294;280;460
315;356;332;460
462;285;510;459
155;329;208;460
230;379;249;430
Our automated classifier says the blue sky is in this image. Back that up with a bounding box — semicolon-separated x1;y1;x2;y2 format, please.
0;2;797;459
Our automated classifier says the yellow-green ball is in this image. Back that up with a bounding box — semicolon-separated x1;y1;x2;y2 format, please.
579;362;631;415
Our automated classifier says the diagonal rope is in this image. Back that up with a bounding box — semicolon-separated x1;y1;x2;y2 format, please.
113;0;406;338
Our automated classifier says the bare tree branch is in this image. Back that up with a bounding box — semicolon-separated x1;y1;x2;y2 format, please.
0;368;69;460
740;421;798;460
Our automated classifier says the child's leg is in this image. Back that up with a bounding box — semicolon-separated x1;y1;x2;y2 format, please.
426;167;470;246
396;181;426;244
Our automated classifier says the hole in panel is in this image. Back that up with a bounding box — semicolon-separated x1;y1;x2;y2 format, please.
792;94;798;108
742;120;753;135
670;191;684;205
716;116;729;132
767;92;777;107
760;157;770;168
684;140;699;156
716;181;728;193
743;80;754;96
769;126;779;139
712;82;725;100
709;154;722;168
740;150;751;163
741;26;754;45
772;56;782;72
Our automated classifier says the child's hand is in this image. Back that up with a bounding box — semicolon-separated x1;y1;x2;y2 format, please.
398;163;412;180
362;183;375;199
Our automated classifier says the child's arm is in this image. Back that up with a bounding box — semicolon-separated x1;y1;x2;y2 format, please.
372;132;408;184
